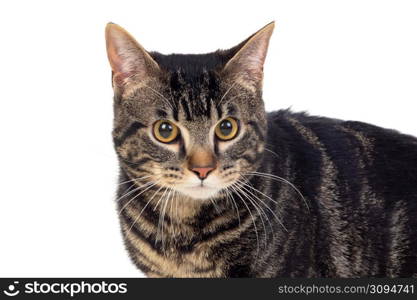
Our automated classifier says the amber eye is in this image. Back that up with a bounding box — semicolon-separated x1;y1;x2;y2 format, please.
153;120;179;143
215;117;239;141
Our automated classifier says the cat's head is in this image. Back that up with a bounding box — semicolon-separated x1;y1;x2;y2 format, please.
106;22;274;200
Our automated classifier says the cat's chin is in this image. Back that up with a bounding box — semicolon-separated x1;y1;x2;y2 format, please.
178;185;221;200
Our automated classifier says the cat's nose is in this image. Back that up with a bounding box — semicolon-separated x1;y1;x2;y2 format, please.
191;166;215;180
188;148;217;180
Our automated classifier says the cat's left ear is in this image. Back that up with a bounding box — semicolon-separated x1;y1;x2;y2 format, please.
223;22;275;88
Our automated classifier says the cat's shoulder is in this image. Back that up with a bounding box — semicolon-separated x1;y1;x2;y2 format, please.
267;109;341;126
267;108;417;146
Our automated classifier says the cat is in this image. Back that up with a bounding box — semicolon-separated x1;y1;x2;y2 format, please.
105;22;417;277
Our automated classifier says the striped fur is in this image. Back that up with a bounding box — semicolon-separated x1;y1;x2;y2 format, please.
107;23;417;277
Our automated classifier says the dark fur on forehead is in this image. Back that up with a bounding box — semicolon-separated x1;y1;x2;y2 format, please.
150;52;230;75
148;51;237;120
143;38;253;120
148;36;248;75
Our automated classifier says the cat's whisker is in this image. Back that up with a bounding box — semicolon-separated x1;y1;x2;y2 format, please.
264;147;280;159
221;189;237;224
118;182;136;198
158;188;173;251
225;187;241;226
244;171;310;211
143;84;174;111
153;186;170;212
115;184;141;202
175;189;179;233
162;189;175;244
174;191;180;242
239;176;287;228
239;178;282;211
239;175;280;206
216;81;238;108
233;181;269;248
127;184;165;234
115;180;154;204
168;190;176;242
116;174;154;201
169;87;179;111
222;190;230;206
169;189;176;238
119;181;159;215
209;196;221;214
154;187;170;250
236;180;287;232
157;187;173;250
164;188;175;249
149;186;168;242
117;175;152;186
229;183;260;255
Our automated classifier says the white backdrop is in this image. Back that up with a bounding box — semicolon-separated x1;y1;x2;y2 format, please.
0;0;416;277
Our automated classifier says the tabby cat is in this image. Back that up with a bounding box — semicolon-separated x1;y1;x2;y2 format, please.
105;22;417;277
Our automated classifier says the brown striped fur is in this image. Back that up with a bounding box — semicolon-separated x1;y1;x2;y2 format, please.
106;22;417;277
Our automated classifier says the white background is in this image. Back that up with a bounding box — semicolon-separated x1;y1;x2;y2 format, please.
0;0;416;277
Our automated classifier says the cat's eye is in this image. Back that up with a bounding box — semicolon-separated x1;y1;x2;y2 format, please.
215;117;239;141
153;120;179;143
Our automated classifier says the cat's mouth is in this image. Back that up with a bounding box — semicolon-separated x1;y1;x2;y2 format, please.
178;183;221;200
163;168;240;200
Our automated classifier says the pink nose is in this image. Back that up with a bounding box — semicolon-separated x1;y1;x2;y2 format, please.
191;166;215;180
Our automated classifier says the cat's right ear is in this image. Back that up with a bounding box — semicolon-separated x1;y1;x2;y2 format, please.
105;23;160;91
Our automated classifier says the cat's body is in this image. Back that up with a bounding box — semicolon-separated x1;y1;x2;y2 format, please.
106;22;417;277
117;111;417;277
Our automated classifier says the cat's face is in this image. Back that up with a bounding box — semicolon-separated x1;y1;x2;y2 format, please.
106;23;274;200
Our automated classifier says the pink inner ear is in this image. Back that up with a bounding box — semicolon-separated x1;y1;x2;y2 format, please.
107;45;124;74
113;70;136;88
223;23;274;84
227;40;269;82
111;54;149;88
107;36;160;89
107;42;135;86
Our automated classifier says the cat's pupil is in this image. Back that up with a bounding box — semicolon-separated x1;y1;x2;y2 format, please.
159;122;173;138
220;120;233;136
